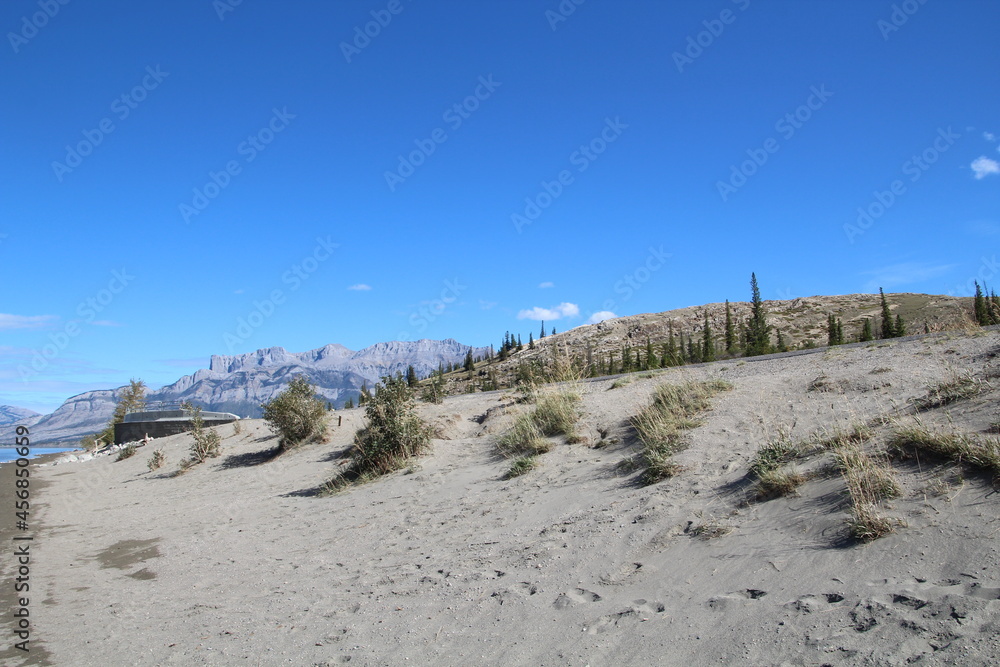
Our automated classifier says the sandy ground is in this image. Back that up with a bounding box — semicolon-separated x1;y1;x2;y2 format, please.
4;330;1000;666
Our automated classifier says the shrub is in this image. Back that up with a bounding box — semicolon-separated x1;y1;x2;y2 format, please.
80;434;99;451
752;469;805;500
532;391;580;438
232;420;242;436
325;376;432;492
262;377;328;451
496;416;550;458
180;402;221;467
147;449;165;471
115;444;137;461
494;388;579;461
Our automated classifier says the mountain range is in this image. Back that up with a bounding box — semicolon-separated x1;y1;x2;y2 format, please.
5;338;489;446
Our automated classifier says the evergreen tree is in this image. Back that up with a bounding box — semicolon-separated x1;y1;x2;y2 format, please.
528;332;535;349
463;350;475;372
827;314;838;346
745;273;771;356
724;299;736;354
836;319;844;345
344;396;354;409
974;281;989;325
701;311;716;362
894;314;906;337
608;351;616;375
860;318;874;342
539;321;546;339
879;288;895;339
551;327;556;336
645;338;658;370
687;336;700;364
622;344;632;372
406;365;418;388
517;334;523;351
359;382;371;406
776;329;788;353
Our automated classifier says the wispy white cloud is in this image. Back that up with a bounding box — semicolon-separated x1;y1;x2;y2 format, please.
984;131;996;142
347;283;372;291
538;281;554;289
587;311;617;324
860;262;956;293
971;156;1000;179
0;314;58;331
517;302;580;321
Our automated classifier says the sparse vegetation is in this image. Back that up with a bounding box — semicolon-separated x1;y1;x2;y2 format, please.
834;441;902;541
503;455;539;479
608;377;632;390
752;469;806;500
495;388;580;461
496;416;550;458
147;449;165;471
323;376;432;493
232;420;242;436
115;444;137;461
96;378;147;446
631;380;732;485
749;436;800;477
178;402;221;469
910;374;989;412
888;425;1000;474
262;376;328;451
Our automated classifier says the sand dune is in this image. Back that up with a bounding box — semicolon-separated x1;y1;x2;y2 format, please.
6;330;1000;666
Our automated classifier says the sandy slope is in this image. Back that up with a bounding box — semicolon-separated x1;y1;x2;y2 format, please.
8;331;1000;666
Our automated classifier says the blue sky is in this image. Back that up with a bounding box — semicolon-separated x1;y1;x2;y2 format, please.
2;0;998;414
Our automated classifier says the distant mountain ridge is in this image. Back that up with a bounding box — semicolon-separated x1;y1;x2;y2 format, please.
0;405;40;427
5;339;489;446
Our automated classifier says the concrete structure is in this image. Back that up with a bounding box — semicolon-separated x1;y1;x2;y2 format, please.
113;408;239;444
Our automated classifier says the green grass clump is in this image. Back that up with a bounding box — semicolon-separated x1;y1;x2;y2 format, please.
495;389;580;461
503;455;539;479
146;449;165;471
631;380;732;485
749;438;800;477
814;423;874;451
888;426;1000;473
848;503;899;541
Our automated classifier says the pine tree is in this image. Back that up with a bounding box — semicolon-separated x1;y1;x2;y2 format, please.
687;336;700;364
608;351;616;375
827;314;837;346
539;321;546;339
724;299;736;354
974;281;989;325
745;273;771;356
406;365;418;388
860;318;873;342
894;314;906;337
551;327;556;336
622;344;632;372
344;396;354;409
517;334;523;351
644;338;656;369
528;332;535;349
879;288;895;339
776;329;788;353
463;350;474;372
701;311;716;362
836;319;844;345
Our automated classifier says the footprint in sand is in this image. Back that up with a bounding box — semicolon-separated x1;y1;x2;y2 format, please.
584;600;665;634
553;588;602;609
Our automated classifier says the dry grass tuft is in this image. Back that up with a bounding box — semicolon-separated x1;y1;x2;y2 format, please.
910;374;990;412
749;436;801;477
834;440;903;541
888;425;1000;473
503;455;539;479
752;469;806;500
632;380;732;485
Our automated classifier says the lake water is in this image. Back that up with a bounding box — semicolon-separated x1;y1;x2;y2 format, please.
0;447;80;464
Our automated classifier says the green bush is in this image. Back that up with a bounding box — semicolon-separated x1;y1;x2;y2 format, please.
262;377;329;451
115;444;137;461
179;402;221;468
325;376;431;492
147;449;165;471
